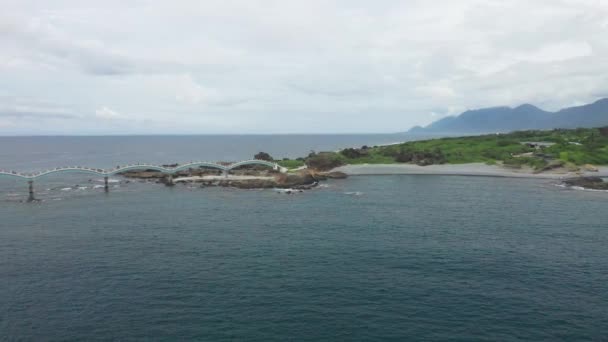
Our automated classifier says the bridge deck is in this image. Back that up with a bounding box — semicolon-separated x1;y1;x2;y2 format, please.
0;160;286;179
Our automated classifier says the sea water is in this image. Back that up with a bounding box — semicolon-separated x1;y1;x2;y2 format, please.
1;136;607;341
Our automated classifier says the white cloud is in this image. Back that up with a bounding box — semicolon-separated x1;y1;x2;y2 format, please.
415;85;457;99
517;41;593;64
95;106;123;120
172;74;225;105
0;0;607;134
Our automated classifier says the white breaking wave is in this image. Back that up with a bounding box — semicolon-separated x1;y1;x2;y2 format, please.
96;178;120;183
570;186;608;192
555;183;608;193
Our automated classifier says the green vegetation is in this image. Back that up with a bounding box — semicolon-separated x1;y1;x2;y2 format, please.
254;151;273;161
304;152;346;171
276;158;305;169
279;127;608;171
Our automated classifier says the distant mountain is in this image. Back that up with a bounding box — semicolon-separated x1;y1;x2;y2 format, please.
408;98;608;134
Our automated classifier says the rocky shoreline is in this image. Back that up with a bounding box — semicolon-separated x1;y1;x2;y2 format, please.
562;177;608;191
116;158;606;192
119;167;347;190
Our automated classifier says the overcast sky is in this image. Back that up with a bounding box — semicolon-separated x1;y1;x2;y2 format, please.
1;0;607;135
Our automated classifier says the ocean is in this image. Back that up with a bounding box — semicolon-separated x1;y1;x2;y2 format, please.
0;134;408;171
1;135;607;341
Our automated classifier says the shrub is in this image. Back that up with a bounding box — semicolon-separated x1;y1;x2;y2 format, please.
305;152;345;171
394;149;413;163
254;152;273;161
394;148;446;165
340;148;363;159
497;139;518;147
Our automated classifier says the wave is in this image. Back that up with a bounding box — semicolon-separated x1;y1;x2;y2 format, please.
555;183;608;193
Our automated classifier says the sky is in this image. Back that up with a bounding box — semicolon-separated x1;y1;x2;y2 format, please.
1;0;608;135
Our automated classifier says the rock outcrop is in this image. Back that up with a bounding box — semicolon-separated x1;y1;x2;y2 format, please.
117;168;330;190
563;177;608;190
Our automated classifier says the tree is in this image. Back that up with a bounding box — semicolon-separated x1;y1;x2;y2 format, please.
305;152;344;171
254;152;273;161
340;148;362;159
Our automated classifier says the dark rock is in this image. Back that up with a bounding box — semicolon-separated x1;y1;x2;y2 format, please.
563;177;608;190
218;179;277;189
311;173;327;181
276;172;317;187
536;160;566;173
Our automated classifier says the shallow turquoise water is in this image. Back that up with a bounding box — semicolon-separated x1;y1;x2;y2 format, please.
1;175;607;341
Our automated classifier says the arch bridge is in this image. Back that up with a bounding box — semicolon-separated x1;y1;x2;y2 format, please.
0;159;286;201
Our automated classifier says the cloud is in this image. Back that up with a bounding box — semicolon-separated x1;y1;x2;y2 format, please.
0;15;135;76
1;0;607;134
0;95;76;119
0;110;74;119
95;106;123;120
415;84;457;99
173;75;216;104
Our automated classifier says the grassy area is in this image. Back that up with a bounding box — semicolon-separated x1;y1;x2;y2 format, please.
281;127;608;171
276;159;305;169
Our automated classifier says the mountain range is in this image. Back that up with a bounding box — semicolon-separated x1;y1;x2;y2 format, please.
408;98;608;134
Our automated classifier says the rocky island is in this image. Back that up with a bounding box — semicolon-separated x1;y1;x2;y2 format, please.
118;157;347;190
116;127;607;192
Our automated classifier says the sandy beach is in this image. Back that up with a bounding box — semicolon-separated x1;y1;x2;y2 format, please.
332;163;608;179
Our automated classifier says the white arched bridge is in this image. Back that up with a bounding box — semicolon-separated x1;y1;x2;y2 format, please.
0;159;286;201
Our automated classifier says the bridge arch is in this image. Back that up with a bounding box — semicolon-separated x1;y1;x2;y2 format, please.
106;164;168;176
31;167;106;179
227;159;279;171
1;159;289;201
173;161;227;173
0;170;28;179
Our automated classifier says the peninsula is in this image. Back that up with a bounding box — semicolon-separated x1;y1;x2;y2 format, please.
275;127;608;189
120;127;608;191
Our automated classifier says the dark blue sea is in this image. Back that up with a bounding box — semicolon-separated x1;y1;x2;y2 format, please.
1;135;607;341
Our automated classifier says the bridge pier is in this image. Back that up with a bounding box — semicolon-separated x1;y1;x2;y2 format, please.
27;180;35;202
222;169;228;178
104;176;109;192
165;175;175;186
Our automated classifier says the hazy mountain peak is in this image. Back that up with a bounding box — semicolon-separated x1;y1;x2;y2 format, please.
514;103;541;111
408;98;608;134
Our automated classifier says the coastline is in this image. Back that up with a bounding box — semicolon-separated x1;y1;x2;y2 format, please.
332;163;608;179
